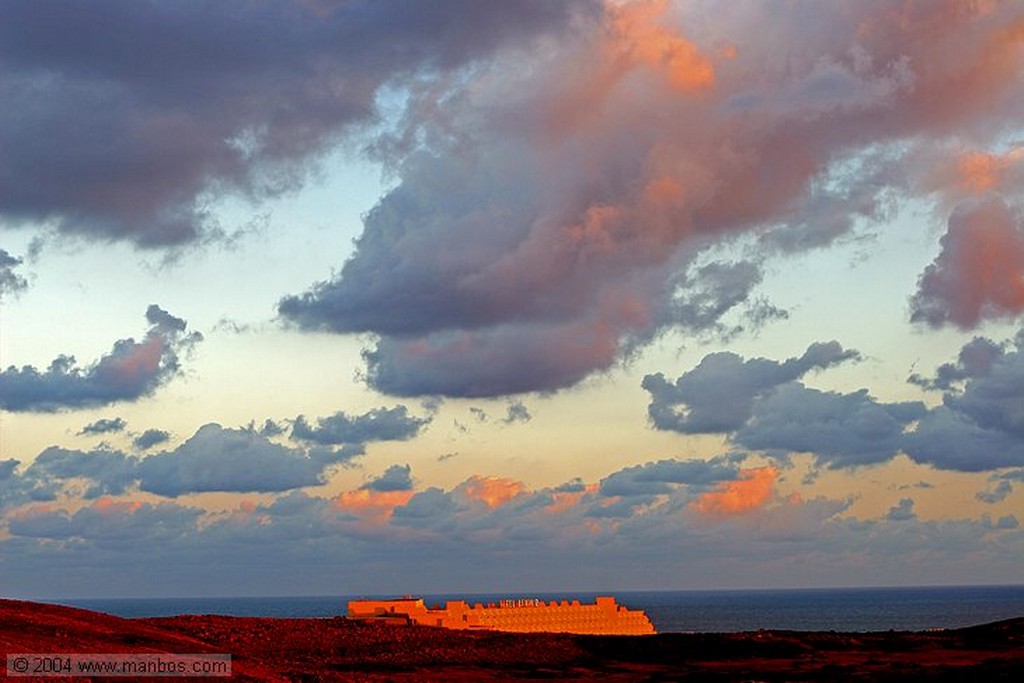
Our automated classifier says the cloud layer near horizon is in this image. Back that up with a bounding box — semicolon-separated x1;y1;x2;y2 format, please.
2;455;1019;596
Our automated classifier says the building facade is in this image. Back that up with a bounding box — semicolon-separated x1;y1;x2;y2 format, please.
347;596;656;635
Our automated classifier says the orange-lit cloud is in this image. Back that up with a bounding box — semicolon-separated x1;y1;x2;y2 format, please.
96;334;165;386
692;466;778;517
334;489;415;525
956;147;1024;195
911;195;1024;328
607;0;715;93
544;484;597;516
91;497;143;515
459;475;526;509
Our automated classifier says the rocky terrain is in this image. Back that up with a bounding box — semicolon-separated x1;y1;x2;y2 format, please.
2;598;1022;681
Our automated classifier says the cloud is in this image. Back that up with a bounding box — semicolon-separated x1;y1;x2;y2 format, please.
903;332;1024;471
643;341;860;434
502;400;531;425
0;305;201;412
599;456;741;497
78;417;127;436
691;466;779;517
734;384;926;468
647;334;1024;473
137;424;357;497
908;336;1005;391
0;0;586;247
6;458;1023;597
133;428;171;451
0;249;28;296
243;418;286;438
391;487;460;524
976;480;1013;504
362;464;413;492
280;1;1024;397
886;498;916;522
290;405;430;445
910;195;1024;328
23;447;137;499
455;475;526;509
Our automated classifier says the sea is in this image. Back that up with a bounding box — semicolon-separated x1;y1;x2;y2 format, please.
53;585;1024;634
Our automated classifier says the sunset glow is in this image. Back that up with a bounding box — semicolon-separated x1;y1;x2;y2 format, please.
1;0;1023;597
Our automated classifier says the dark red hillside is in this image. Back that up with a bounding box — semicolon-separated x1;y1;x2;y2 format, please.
2;599;1023;681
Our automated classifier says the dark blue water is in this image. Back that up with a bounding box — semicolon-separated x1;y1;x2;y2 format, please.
56;585;1024;633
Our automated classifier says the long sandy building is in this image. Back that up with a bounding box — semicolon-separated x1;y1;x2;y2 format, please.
347;595;655;635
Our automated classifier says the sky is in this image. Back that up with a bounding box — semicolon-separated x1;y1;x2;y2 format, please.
2;0;1024;599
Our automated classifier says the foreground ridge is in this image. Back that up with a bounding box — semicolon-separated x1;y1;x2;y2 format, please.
347;595;657;635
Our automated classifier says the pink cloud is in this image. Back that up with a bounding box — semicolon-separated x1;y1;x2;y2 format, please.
911;195;1024;328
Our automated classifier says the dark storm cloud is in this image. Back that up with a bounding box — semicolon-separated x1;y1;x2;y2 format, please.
0;249;28;295
0;0;587;246
290;405;430;445
133;428;171;451
642;341;860;434
0;306;201;412
362;464;413;492
78;417;127;436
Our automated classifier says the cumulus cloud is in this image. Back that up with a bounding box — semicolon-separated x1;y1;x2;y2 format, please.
886;498;916;522
133;428;171;451
5;459;1022;596
976;480;1013;504
643;341;860;434
455;475;527;509
908;336;1004;391
599;456;741;497
137;424;356;497
0;249;28;296
0;305;201;412
290;405;430;445
911;195;1024;328
648;334;1024;472
77;417;127;436
23;447;137;499
0;0;585;247
691;466;779;517
502;400;532;425
362;464;413;492
279;1;1024;397
734;384;926;468
904;332;1024;471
